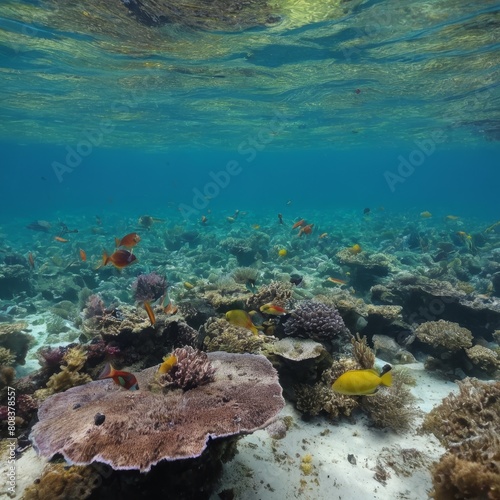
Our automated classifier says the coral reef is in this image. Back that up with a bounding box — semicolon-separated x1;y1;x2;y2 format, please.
23;463;102;500
430;430;500;500
351;334;375;369
360;375;417;433
414;320;473;351
83;294;105;319
232;267;260;287
0;321;33;365
371;275;500;339
465;345;500;375
202;317;267;354
0;264;33;298
155;346;216;391
36;347;92;399
0;347;15;366
132;272;167;302
269;338;325;362
246;280;294;310
282;300;347;343
30;352;284;473
421;378;500;448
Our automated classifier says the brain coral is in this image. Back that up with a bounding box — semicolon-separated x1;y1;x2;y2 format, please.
30;352;284;472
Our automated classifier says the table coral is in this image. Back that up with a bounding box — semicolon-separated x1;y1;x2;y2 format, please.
465;345;500;375
30;352;284;473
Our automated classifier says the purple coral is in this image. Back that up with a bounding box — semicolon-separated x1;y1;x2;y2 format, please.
84;294;105;319
132;272;167;302
283;300;346;342
159;346;215;391
37;346;68;371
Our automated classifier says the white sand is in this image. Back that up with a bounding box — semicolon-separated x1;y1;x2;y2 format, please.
212;363;457;500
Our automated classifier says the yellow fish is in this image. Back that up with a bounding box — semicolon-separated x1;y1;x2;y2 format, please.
183;281;194;290
348;243;362;255
158;354;177;375
278;248;287;257
420;211;432;218
445;215;460;221
225;310;259;335
332;366;392;396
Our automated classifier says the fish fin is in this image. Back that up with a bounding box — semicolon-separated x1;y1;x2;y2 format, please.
380;369;392;387
362;388;380;396
115;237;120;247
98;363;115;380
250;325;259;336
102;251;109;267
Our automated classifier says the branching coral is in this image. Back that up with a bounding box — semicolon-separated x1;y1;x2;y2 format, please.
351;334;375;369
415;320;473;351
155;346;215;391
283;300;346;342
83;294;105;320
421;378;500;449
430;430;500;500
360;375;417;433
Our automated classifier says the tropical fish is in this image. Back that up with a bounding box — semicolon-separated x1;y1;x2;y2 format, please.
99;363;139;390
183;281;194;290
278;213;284;225
420;211;432;218
27;252;35;269
292;219;305;229
102;249;137;269
158;354;177;375
327;277;347;285
225;310;259;335
54;236;69;243
115;232;141;249
278;248;287;257
138;215;164;228
445;215;460;221
348;243;362;255
319;232;328;239
332;365;392;396
363;208;371;215
259;303;287;315
201;215;208;224
252;224;261;230
144;301;155;326
226;217;236;223
79;249;87;262
298;224;314;237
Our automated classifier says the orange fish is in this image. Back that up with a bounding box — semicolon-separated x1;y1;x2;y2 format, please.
99;363;139;390
79;249;87;262
292;219;305;229
27;252;35;269
164;302;178;315
259;303;287;315
327;277;347;285
298;224;314;237
54;236;68;243
115;232;141;249
102;249;137;269
144;301;155;326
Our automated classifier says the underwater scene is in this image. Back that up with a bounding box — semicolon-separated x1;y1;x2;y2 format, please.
1;0;500;499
